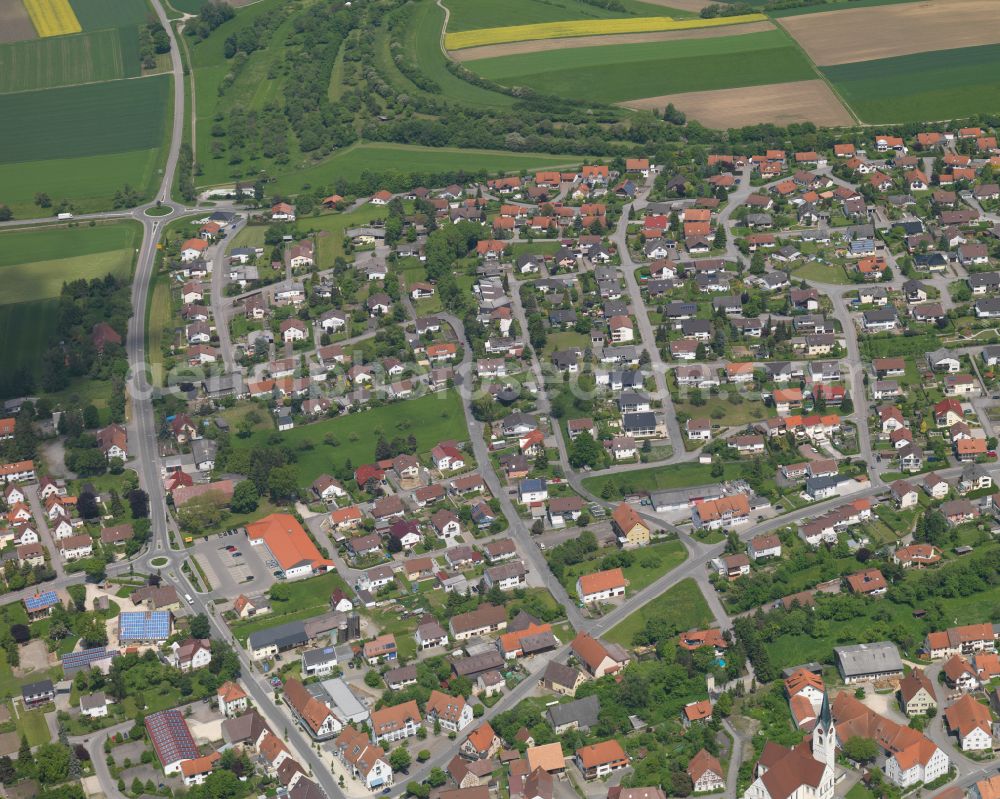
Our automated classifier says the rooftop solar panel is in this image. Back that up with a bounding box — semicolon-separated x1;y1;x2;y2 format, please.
24;591;58;611
145;709;198;766
61;647;118;672
119;611;171;641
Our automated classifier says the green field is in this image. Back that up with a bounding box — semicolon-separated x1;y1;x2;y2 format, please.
560;539;688;598
468;29;815;103
68;0;154;30
605;578;712;648
0;75;169;164
271;143;585;194
765;0;919;16
582;461;749;498
443;0;694;32
823;44;1000;123
0;301;60;389
0;223;139;387
0;28;140;94
230;390;470;487
0;148;162;219
402;1;516;108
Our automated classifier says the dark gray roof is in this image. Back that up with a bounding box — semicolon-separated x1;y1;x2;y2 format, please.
248;620;308;652
546;694;600;730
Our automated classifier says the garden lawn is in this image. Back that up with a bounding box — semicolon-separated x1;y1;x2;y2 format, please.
14;707;51;747
559;539;687;597
673;395;774;426
271;143;584;195
789;261;852;285
229;570;350;642
468;29;812;103
822;44;1000;123
605;578;712;648
582;461;748;498
230;390;469;487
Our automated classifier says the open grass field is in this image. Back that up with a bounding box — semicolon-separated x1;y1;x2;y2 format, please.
403;1;516;108
623;79;852;126
0;74;169;163
560;539;688;598
778;0;1000;65
0;147;161;218
766;0;920;16
0;222;138;302
454;20;774;61
823;43;1000;123
582;461;749;498
445;11;766;49
443;0;695;32
271;142;586;194
23;0;82;37
68;0;153;30
0;27;140;93
605;578;712;648
230;389;470;487
468;29;813;104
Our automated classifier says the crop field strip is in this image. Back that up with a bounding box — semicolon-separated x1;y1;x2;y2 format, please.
453;20;775;62
622;79;853;128
444;12;766;50
23;0;81;37
467;28;815;105
822;43;1000;123
778;0;1000;65
442;0;695;32
0;74;169;164
67;0;153;31
0;27;139;93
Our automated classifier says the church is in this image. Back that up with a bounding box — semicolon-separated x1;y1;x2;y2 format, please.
743;693;836;799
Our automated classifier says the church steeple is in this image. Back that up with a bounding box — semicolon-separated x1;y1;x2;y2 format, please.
812;691;835;768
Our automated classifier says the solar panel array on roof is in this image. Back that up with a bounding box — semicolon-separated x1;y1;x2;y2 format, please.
119;611;171;641
61;646;119;674
24;591;58;611
145;709;198;767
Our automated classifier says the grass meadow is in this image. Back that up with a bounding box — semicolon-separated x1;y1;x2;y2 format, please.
400;1;516;108
0;301;60;389
443;0;695;32
822;44;1000;123
605;578;712;648
0;27;140;93
469;29;814;103
271;142;584;193
230;390;470;488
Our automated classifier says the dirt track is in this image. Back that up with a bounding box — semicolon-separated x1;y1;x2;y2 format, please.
0;1;38;42
452;20;774;61
621;79;854;128
780;0;1000;65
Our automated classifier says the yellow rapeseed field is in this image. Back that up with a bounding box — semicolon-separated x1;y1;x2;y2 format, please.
445;14;767;50
23;0;82;37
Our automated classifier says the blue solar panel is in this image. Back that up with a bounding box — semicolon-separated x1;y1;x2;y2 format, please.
61;647;118;671
119;611;171;641
24;591;58;611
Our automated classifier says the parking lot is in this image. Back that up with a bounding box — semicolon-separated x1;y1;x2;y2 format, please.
193;529;276;598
